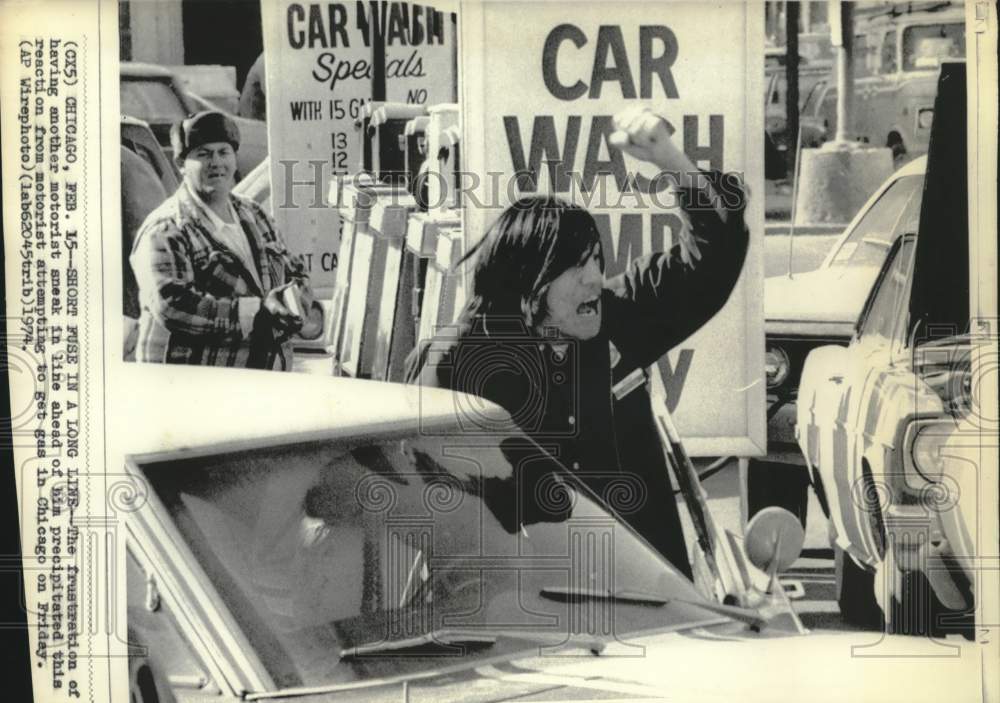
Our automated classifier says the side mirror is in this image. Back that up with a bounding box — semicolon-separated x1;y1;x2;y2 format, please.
744;506;805;577
742;507;810;635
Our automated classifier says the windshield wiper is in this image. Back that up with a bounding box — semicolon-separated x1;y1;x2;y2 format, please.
339;629;496;660
539;586;668;605
540;586;766;629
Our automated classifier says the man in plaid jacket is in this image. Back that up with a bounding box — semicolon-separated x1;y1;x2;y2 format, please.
131;111;323;369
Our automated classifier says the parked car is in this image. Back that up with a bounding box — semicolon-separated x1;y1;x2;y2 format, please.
764;61;831;158
120;62;267;179
794;62;973;634
801;1;964;161
121;115;179;358
749;154;925;525
919;405;987;610
796;238;974;634
764;32;834;73
121;364;981;703
121;114;180;190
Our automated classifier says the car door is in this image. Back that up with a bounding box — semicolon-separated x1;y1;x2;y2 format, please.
838;235;917;562
127;545;238;703
798;235;917;559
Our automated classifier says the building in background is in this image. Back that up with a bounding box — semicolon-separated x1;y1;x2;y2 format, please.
118;0;263;92
766;1;831;46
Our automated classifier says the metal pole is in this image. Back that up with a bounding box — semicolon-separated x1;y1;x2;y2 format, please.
786;2;800;175
834;1;854;142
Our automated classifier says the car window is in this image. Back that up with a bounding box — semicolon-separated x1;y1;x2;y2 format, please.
853;33;877;77
121;78;188;122
122;124;180;189
902;23;965;71
135;427;704;690
801;80;828;117
828;174;923;269
881;30;898;73
858;236;916;343
798;71;828;108
129;141;167;182
771;72;786;106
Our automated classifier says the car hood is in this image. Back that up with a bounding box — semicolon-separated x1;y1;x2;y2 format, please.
284;629;983;702
765;265;880;337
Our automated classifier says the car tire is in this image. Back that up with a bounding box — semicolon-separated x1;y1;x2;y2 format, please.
833;544;882;629
886;565;974;639
745;459;810;529
887;133;907;165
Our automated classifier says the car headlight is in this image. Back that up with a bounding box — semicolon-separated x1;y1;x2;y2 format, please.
909;422;947;483
917;108;934;130
764;345;791;389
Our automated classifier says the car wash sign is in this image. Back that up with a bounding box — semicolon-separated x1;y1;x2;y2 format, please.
262;1;455;291
462;1;765;455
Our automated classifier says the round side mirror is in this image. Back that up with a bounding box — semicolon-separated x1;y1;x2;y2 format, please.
744;507;805;574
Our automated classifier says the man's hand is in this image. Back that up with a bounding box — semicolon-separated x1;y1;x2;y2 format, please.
609;106;726;222
263;282;304;335
609;106;695;174
295;280;325;340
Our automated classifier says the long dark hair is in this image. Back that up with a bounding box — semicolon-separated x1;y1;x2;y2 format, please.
459;196;604;331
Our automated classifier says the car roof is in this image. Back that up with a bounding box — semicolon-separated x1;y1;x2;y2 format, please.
121;114;152;128
895;154;929;179
115;365;487;457
120;62;175;80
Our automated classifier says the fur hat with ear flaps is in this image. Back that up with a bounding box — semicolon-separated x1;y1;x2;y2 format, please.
170;111;240;163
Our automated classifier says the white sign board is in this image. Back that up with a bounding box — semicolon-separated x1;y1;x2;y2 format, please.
461;1;765;456
385;4;456;104
262;1;456;293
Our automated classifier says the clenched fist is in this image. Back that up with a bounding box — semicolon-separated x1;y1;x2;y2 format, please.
609;106;693;173
609;106;725;221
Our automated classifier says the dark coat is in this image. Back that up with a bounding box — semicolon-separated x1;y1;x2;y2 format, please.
406;172;749;578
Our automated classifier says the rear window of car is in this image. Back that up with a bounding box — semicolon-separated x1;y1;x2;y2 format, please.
121;78;188;122
853;33;877;77
828;174;923;269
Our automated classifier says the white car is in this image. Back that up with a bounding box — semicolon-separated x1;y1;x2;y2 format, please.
795;62;976;635
749;157;925;528
120;365;985;703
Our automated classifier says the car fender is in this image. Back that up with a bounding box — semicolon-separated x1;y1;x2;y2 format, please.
850;365;946;566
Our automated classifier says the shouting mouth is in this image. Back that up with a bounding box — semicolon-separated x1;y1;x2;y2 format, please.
577;297;600;317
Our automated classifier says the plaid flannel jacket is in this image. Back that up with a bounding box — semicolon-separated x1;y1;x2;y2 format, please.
130;182;308;369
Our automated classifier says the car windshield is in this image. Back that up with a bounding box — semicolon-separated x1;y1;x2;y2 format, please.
121;78;188;123
135;425;712;691
827;174;923;269
902;23;965;71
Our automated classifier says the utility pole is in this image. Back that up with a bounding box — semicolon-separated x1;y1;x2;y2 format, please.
785;2;800;174
833;1;853;142
792;0;892;226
